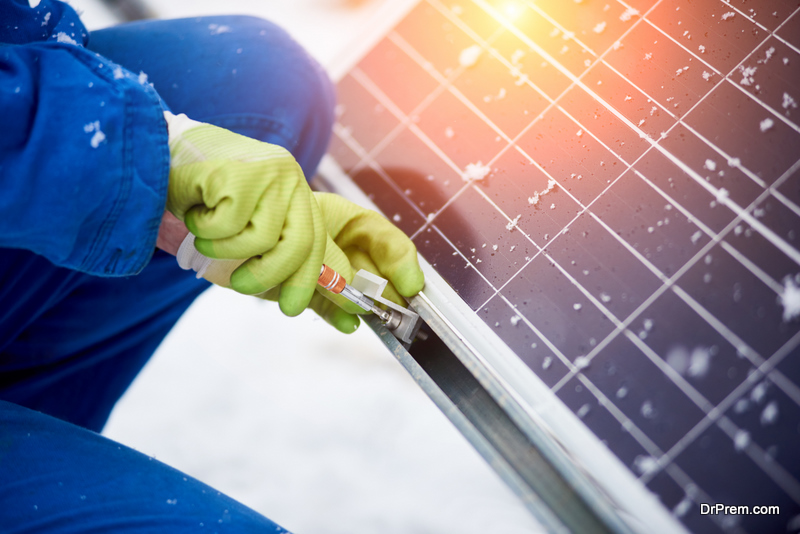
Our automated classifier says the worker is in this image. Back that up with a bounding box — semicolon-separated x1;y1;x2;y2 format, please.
0;0;424;531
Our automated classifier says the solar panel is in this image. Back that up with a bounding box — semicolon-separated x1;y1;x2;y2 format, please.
326;1;800;532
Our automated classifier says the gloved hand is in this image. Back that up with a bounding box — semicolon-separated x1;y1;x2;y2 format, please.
261;193;425;333
164;111;327;316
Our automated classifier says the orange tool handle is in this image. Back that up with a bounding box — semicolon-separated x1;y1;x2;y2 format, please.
318;264;347;294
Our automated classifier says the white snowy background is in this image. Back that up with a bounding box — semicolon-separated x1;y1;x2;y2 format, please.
67;0;544;532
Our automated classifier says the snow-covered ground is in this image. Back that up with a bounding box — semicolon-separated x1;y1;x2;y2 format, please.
66;0;544;531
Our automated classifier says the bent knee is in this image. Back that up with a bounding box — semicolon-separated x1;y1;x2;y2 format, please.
198;15;336;177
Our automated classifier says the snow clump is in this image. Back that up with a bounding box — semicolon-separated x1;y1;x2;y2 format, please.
459;45;482;68
780;275;800;322
208;24;231;35
55;32;77;45
462;161;491;182
633;455;659;475
84;121;106;148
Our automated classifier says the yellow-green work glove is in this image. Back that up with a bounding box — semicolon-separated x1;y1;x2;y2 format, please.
179;191;425;333
306;193;425;333
164;111;326;316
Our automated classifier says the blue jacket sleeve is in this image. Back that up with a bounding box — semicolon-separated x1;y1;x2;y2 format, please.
0;0;170;276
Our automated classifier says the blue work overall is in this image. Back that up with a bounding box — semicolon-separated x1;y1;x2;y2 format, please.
0;1;335;531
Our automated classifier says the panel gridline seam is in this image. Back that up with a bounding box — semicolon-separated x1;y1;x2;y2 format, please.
331;0;800;528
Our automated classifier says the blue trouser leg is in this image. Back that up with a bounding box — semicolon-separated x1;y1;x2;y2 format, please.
0;400;290;533
0;15;335;533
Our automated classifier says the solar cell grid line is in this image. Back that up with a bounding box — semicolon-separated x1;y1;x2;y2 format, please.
347;66;465;186
639;3;800;135
607;189;800;398
546;210;754;396
493;289;596;380
467;0;798;219
533;247;800;492
386;18;522;147
635;50;800;152
426;0;663;171
534;250;737;433
622;319;800;501
333;73;434;229
345;68;453;178
655;333;800;490
624;160;768;277
346;68;488;239
494;0;800;193
673;284;788;387
637;13;722;78
428;223;501;288
494;291;672;457
624;298;797;498
400;0;692;238
351;31;511;182
496;5;800;284
348;68;411;134
332;122;371;165
340;58;519;291
658;461;744;533
422;1;681;261
340;66;474;234
516;0;600;58
404;47;617;224
466;185;710;464
674;220;800;356
481;142;790;369
612;42;800;199
774;187;800;219
359;35;485;170
586;186;792;359
608;12;800;180
719;413;800;502
673;122;769;192
419;1;608;145
721;240;786;294
485;282;690;470
591;56;782;201
716;0;800;52
496;1;796;218
769;371;800;414
730;36;800;131
562;368;751;533
547;264;719;404
726;75;800;136
375;28;580;243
